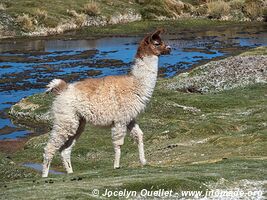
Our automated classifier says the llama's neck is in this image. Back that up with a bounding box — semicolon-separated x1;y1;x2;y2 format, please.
130;55;159;102
131;56;158;77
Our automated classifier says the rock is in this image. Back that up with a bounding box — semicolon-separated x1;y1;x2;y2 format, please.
8;93;54;127
165;55;267;93
20;9;141;37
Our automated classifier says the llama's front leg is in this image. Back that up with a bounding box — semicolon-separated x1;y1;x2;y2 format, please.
113;145;121;169
111;123;127;169
128;121;146;165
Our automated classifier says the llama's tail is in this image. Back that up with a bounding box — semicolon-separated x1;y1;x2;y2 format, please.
46;79;68;95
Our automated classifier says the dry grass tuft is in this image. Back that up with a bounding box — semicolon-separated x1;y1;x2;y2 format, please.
34;8;48;22
75;13;87;27
67;9;79;17
83;1;101;16
192;5;208;16
166;0;187;15
0;3;6;10
67;9;87;27
140;0;192;19
16;13;35;32
207;0;230;19
243;0;263;20
229;0;245;10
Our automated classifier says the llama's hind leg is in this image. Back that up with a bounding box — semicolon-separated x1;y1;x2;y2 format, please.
60;139;75;174
42;117;81;177
42;131;67;177
128;120;146;166
60;118;86;174
111;123;127;169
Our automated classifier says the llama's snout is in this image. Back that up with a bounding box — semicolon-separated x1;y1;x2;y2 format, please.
162;45;171;55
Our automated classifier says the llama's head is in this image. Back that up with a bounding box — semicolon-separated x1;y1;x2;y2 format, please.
136;29;171;59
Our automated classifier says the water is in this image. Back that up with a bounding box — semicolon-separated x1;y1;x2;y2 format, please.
0;25;266;140
22;163;64;175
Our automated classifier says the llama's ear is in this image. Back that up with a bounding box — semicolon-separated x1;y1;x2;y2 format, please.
143;29;165;44
151;28;165;41
143;35;151;44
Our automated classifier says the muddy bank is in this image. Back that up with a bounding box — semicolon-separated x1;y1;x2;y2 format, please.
0;139;27;154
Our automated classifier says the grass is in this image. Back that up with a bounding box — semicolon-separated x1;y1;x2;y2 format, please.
240;46;267;56
34;8;48;25
11;92;54;117
67;9;87;27
16;13;35;32
1;16;259;41
0;0;265;38
229;0;245;10
83;1;101;16
2;79;267;198
243;0;263;20
207;0;230;19
70;18;238;38
0;3;6;10
140;0;181;19
2;0;139;26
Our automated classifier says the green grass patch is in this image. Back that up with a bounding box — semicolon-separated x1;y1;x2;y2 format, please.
240;46;267;56
74;18;239;38
2;66;267;199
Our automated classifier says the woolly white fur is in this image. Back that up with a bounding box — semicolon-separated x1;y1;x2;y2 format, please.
46;79;65;92
42;55;159;177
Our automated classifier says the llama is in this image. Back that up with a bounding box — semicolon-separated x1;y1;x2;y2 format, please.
42;29;171;177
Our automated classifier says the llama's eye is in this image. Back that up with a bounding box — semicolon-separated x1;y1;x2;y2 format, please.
154;42;160;46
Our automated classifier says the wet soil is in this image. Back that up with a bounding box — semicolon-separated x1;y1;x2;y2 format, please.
0;139;27;154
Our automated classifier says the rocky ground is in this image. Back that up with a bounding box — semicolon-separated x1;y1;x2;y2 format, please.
164;54;267;93
1;46;266;199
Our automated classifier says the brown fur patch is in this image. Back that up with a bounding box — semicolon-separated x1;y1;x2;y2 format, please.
50;81;68;95
75;75;136;97
136;29;170;58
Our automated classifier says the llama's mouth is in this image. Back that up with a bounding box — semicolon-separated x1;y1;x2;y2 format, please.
161;49;171;55
161;45;171;55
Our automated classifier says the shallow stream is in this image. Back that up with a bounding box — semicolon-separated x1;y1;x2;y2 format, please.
0;25;266;140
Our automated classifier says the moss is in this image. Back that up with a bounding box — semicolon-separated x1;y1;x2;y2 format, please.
9;92;54;120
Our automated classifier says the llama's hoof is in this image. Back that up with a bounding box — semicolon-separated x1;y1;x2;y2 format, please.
114;166;121;169
42;174;48;178
141;159;147;166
